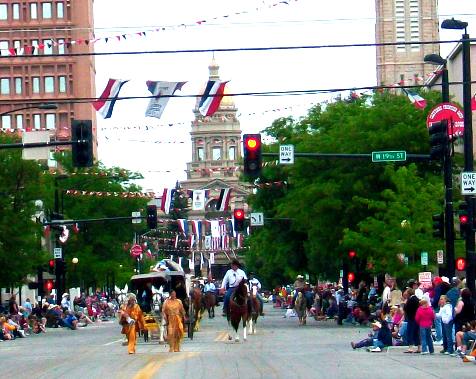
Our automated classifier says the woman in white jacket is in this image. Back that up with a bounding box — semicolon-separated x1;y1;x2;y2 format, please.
436;295;454;355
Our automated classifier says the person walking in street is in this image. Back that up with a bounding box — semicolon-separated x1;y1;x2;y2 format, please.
249;272;265;316
162;290;186;352
119;293;145;354
415;298;435;354
220;259;247;317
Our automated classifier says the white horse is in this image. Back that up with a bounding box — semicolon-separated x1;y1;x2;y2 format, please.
114;284;128;306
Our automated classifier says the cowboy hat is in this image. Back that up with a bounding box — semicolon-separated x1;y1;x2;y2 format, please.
296;275;304;279
62;293;69;298
371;321;382;329
441;276;450;284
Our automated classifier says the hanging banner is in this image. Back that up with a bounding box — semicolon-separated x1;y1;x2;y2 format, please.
210;252;215;264
192;190;206;210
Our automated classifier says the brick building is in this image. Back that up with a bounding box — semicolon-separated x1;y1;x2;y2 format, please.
0;0;96;157
375;0;440;87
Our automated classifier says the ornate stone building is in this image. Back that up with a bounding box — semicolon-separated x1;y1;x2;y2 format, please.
375;0;439;86
180;59;251;275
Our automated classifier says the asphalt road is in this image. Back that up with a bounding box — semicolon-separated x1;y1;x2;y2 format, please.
1;304;475;379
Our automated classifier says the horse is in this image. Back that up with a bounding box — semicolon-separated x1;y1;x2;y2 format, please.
151;285;163;313
114;284;128;306
227;279;249;342
204;291;216;319
247;285;260;335
191;286;204;331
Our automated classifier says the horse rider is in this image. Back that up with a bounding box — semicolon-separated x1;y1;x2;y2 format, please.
220;259;247;316
204;278;216;294
248;272;265;316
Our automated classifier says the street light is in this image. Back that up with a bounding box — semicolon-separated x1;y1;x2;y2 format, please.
441;18;475;298
424;52;454;278
0;103;58;117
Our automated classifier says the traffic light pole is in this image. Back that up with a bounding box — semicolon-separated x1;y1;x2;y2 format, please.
461;32;475;297
441;67;456;278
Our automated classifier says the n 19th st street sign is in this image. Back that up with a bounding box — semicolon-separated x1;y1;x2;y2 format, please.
371;151;407;162
279;145;294;165
461;172;476;195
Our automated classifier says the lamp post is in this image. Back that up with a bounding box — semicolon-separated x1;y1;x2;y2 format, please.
0;103;58;117
72;257;79;288
442;18;475;297
424;53;454;278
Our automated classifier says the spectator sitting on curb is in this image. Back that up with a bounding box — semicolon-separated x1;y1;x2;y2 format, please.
62;311;78;330
456;320;476;356
350;319;392;352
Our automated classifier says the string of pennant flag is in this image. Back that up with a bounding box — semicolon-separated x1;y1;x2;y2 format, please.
0;1;296;58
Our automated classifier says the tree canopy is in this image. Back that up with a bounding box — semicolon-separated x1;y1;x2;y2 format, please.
245;90;463;288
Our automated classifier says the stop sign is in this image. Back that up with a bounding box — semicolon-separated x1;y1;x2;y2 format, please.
426;102;464;138
130;244;142;257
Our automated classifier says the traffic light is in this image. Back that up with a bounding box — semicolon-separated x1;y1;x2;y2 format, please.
243;134;262;178
347;272;355;283
48;259;55;274
348;250;356;259
233;208;245;232
456;257;466;271
146;205;158;229
72;120;93;167
428;120;448;160
45;280;54;292
432;213;444;239
459;202;469;238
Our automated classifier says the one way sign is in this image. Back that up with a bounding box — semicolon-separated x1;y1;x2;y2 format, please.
279;145;294;165
461;172;476;195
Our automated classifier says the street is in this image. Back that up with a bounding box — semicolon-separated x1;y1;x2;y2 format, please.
1;304;475;379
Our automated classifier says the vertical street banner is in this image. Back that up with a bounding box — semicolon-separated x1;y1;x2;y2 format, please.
192;190;206;210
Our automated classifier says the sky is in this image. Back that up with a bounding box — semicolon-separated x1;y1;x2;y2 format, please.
93;0;476;193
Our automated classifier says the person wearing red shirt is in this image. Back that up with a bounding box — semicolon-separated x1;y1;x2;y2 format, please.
415;298;435;354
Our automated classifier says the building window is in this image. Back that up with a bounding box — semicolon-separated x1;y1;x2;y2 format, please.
0;40;8;50
409;0;420;51
57;38;65;54
56;2;64;18
212;147;221;160
16;114;23;129
14;77;22;94
33;114;41;129
395;0;405;52
12;3;20;20
59;76;66;93
44;76;54;93
45;113;55;129
0;4;7;20
42;39;52;54
32;77;40;93
30;3;37;19
228;146;236;160
197;147;204;161
0;78;10;95
31;39;39;55
42;2;52;19
1;115;11;129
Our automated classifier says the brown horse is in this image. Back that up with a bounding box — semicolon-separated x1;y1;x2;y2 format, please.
204;291;216;319
247;285;260;334
228;279;249;342
191;286;204;331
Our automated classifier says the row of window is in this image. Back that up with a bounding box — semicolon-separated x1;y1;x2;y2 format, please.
0;2;64;21
197;146;236;161
0;75;67;95
1;113;56;130
0;39;68;55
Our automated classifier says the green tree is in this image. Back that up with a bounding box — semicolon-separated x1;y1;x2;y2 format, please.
246;90;453;286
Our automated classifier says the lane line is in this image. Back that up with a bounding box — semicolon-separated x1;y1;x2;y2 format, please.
103;338;124;346
133;352;198;379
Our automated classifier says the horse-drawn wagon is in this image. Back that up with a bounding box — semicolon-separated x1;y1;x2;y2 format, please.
129;261;195;340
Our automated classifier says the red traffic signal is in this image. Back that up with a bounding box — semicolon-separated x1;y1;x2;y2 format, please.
348;250;356;259
243;134;262;178
459;214;469;224
234;209;244;220
347;272;355;283
49;259;55;268
45;280;54;291
456;258;466;271
233;208;245;232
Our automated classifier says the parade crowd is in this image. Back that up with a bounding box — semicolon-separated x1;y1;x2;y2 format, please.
0;292;117;341
274;274;476;359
